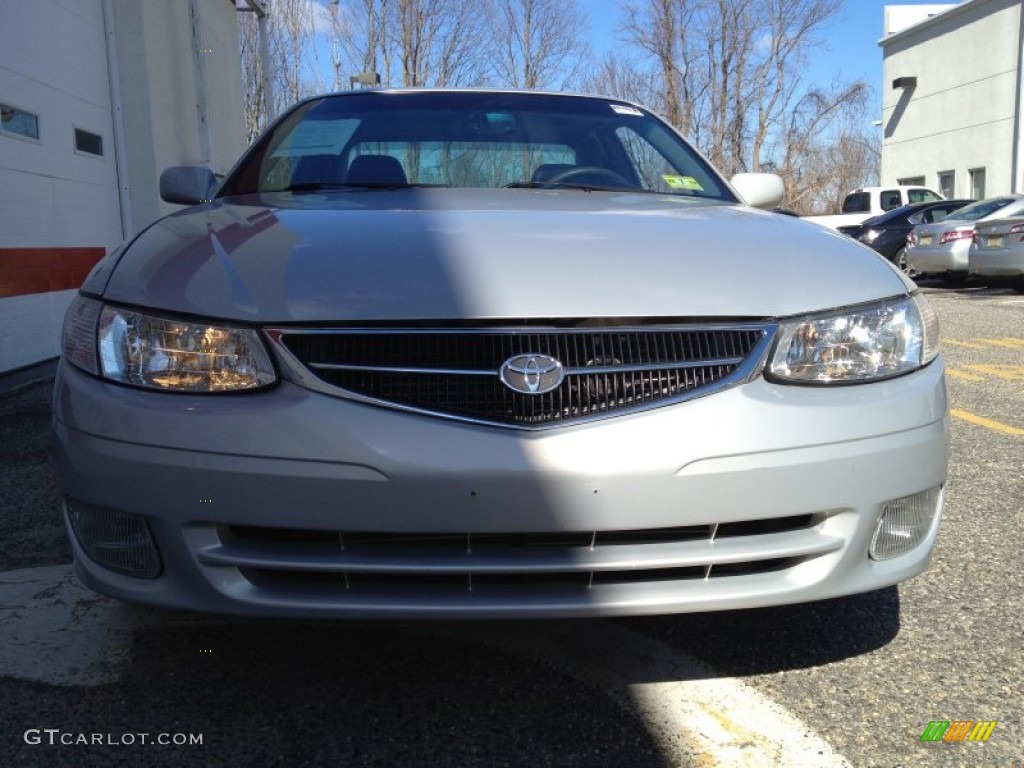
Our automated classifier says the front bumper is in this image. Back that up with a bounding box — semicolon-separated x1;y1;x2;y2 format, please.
54;359;950;618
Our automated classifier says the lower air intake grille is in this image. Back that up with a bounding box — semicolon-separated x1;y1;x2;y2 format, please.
201;514;825;598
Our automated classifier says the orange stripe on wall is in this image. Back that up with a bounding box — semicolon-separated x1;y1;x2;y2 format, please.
0;247;106;299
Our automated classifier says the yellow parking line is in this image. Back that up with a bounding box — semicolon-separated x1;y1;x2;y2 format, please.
951;409;1024;436
944;339;989;349
946;369;985;382
972;338;1024;348
965;364;1024;381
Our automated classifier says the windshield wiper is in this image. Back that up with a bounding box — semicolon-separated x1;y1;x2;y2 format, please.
504;181;645;193
279;182;447;193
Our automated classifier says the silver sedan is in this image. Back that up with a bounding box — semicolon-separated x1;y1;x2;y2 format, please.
970;215;1024;291
55;90;948;618
906;195;1024;282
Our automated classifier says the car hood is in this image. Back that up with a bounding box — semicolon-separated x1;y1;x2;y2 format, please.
94;189;911;322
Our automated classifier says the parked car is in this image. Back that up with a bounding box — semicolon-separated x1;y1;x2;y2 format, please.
970;216;1024;292
837;199;974;276
806;185;944;231
905;195;1024;283
55;90;948;619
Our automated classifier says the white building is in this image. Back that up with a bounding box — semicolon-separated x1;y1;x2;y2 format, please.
880;0;1024;199
0;0;248;374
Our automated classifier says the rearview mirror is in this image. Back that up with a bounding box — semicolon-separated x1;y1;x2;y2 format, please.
730;173;785;210
160;166;219;205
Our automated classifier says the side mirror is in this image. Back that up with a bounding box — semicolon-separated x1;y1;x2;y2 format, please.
730;173;785;210
159;166;219;205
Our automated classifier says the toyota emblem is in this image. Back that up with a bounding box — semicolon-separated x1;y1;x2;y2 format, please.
499;354;565;395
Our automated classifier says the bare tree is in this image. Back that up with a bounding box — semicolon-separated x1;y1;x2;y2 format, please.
271;0;323;109
619;0;699;134
747;0;848;172
486;0;589;90
780;87;878;213
332;0;488;88
325;0;346;91
333;0;394;84
615;0;871;202
684;0;752;172
391;0;487;87
581;54;659;106
238;12;265;144
238;0;324;142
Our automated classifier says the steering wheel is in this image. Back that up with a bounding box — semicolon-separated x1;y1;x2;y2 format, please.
544;166;634;189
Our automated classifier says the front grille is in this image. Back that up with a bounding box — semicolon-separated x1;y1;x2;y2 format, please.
197;514;839;600
272;323;774;428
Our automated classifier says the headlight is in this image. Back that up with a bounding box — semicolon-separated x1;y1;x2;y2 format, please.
767;295;939;384
62;296;276;392
858;229;880;244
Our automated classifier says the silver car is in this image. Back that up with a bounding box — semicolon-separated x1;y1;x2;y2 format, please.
905;195;1024;282
970;215;1024;292
55;90;948;618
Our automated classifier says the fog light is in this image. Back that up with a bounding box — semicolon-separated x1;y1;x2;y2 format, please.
66;499;161;578
870;486;943;561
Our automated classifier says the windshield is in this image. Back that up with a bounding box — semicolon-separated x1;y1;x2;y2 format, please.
220;91;733;200
907;201;970;225
946;197;1020;222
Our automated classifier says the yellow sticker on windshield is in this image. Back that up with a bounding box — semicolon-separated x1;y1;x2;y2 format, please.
662;175;704;191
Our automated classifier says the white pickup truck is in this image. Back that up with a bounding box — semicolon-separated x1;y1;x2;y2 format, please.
806;186;944;230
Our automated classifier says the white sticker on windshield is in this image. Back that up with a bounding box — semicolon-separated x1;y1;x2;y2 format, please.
611;105;643;116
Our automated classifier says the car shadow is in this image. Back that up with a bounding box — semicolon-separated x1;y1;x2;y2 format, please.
52;589;897;764
2;614;672;768
616;586;901;680
915;275;1022;297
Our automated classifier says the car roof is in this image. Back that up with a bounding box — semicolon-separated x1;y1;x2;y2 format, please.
289;87;649;112
864;199;973;227
917;195;1024;226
